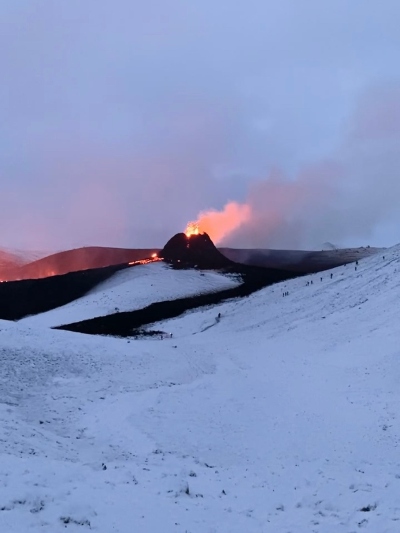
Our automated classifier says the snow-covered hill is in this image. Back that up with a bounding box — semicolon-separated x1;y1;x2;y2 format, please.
1;245;400;532
21;262;241;327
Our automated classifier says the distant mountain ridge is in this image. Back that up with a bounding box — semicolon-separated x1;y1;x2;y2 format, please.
0;240;386;281
219;246;384;272
0;246;160;281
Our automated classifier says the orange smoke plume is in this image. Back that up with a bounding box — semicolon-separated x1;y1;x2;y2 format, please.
185;201;251;244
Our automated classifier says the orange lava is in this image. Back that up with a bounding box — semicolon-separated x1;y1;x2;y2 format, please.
128;256;163;266
184;222;200;238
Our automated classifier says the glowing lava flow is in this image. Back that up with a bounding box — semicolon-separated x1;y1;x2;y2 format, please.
184;222;201;238
128;254;163;266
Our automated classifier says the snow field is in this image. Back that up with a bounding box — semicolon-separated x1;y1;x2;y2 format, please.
0;246;400;531
20;262;241;328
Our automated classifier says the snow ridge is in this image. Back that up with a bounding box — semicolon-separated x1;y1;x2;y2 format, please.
1;245;400;532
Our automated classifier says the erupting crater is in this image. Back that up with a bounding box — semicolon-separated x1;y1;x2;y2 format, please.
184;222;201;238
161;232;232;269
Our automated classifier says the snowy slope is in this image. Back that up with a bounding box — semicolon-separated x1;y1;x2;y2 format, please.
1;246;400;532
21;262;241;327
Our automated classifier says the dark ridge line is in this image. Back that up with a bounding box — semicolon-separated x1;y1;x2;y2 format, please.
55;264;301;337
0;246;160;282
0;263;130;321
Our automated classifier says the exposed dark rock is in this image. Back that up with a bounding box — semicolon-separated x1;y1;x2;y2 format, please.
219;246;383;273
161;232;232;269
55;264;299;337
0;263;127;320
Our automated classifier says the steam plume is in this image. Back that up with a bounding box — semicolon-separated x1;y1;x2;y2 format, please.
189;84;400;249
194;202;251;244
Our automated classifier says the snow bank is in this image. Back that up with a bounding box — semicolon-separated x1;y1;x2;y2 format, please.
1;245;400;531
20;262;240;327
